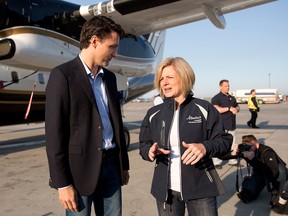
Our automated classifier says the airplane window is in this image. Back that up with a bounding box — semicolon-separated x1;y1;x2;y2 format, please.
0;39;16;60
38;73;45;84
118;36;155;58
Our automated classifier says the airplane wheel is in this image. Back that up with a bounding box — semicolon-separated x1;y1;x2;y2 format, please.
123;126;130;150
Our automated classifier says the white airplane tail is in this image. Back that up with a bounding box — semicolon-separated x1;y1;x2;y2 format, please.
148;30;166;68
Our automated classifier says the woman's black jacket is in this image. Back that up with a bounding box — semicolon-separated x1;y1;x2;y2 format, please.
139;94;232;202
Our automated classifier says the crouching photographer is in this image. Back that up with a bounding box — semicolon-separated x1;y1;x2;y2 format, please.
231;135;287;205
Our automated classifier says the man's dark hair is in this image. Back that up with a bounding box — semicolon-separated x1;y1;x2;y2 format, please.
79;16;125;50
219;79;229;86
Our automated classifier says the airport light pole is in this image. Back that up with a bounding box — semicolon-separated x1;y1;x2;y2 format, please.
268;73;271;88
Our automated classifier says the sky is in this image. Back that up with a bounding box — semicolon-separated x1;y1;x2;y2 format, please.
69;0;288;99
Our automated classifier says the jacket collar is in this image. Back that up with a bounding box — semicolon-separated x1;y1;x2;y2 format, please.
72;56;97;108
163;92;194;109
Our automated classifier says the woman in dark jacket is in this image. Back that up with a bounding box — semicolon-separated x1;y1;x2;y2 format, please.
139;57;232;216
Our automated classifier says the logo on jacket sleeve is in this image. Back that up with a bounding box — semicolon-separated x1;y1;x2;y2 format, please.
186;115;202;124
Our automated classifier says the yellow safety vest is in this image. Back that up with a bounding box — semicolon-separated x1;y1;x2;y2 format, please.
248;95;258;109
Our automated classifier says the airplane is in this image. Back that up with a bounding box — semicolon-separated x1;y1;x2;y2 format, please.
0;0;276;146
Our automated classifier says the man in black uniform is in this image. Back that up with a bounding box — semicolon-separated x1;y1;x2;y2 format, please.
211;79;240;169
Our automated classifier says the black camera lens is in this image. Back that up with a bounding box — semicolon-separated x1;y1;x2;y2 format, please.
238;143;250;154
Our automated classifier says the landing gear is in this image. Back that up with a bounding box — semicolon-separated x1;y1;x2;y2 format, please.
123;126;130;150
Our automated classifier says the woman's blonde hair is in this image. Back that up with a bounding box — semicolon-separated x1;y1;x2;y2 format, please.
154;57;195;98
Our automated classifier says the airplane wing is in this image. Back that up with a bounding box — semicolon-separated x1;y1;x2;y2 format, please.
77;0;276;35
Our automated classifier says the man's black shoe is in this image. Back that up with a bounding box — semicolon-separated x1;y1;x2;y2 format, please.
247;122;251;127
271;203;286;214
237;192;250;203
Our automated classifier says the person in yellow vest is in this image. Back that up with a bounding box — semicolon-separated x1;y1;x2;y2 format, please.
247;89;260;128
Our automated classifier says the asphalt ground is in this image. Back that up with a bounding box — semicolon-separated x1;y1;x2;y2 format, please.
0;101;287;216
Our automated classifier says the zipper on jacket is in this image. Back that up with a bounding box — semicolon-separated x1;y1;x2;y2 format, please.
155;121;166;169
159;119;169;209
160;120;166;149
177;106;184;200
163;101;175;209
205;168;213;182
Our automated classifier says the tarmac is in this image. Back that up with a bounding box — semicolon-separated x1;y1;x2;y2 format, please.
0;101;287;216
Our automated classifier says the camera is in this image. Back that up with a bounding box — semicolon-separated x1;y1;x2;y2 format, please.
237;143;251;156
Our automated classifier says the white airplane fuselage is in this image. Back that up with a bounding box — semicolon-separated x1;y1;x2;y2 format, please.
0;0;276;125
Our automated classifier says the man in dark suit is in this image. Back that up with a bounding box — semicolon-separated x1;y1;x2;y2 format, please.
45;16;130;216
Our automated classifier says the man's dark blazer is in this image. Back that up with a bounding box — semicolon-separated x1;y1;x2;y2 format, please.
45;56;129;196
